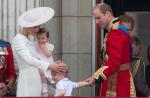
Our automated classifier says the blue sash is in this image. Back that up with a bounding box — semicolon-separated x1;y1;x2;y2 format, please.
118;25;129;36
0;41;9;47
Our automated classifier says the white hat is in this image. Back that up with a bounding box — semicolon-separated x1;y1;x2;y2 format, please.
18;7;54;27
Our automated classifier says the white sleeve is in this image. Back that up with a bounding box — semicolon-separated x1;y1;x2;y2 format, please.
56;81;66;90
12;36;49;71
71;82;78;88
46;43;54;51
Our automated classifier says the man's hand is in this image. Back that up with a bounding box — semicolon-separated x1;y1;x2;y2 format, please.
49;60;68;73
0;83;5;89
84;77;96;86
0;83;9;96
38;43;46;50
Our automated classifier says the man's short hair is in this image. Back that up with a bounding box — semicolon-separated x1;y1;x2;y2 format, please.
94;3;113;15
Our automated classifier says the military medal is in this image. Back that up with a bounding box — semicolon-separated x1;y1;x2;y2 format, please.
0;55;5;69
0;47;6;69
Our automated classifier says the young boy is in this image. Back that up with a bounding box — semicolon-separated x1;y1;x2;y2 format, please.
35;28;55;96
51;62;89;96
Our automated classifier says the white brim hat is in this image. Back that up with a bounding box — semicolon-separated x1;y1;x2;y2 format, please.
18;7;54;27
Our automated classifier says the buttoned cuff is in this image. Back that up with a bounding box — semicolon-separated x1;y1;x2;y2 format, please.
92;66;108;80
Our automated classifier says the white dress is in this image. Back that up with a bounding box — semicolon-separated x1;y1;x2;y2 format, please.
35;42;54;79
12;34;49;97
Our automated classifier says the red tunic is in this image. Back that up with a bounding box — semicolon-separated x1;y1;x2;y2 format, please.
93;28;135;97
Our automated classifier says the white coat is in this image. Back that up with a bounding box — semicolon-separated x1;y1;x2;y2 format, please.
12;34;49;97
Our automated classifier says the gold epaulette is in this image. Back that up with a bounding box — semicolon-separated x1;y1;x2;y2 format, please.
92;66;108;80
108;18;120;30
112;22;119;30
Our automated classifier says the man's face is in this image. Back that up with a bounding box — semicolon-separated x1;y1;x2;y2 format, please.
93;8;109;28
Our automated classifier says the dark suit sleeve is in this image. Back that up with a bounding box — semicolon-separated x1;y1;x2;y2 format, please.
134;61;150;96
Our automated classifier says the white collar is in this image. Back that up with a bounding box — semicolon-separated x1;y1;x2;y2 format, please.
18;33;34;45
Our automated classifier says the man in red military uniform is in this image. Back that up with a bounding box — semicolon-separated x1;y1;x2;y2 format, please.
85;3;136;97
0;39;17;96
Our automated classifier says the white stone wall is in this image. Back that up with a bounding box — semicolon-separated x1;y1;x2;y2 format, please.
62;0;93;96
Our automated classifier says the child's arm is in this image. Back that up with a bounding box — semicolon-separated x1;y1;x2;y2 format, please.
76;81;89;88
55;90;65;96
38;43;52;57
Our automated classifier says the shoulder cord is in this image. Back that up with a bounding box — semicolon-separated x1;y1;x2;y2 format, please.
132;59;140;78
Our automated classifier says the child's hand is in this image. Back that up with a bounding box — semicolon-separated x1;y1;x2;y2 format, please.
77;81;89;88
84;77;96;86
38;42;45;48
82;81;89;87
37;42;52;57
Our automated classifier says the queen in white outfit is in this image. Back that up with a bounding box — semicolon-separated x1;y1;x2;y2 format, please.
12;7;66;97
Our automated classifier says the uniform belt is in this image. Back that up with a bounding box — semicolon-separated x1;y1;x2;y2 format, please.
118;63;130;72
106;63;130;96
